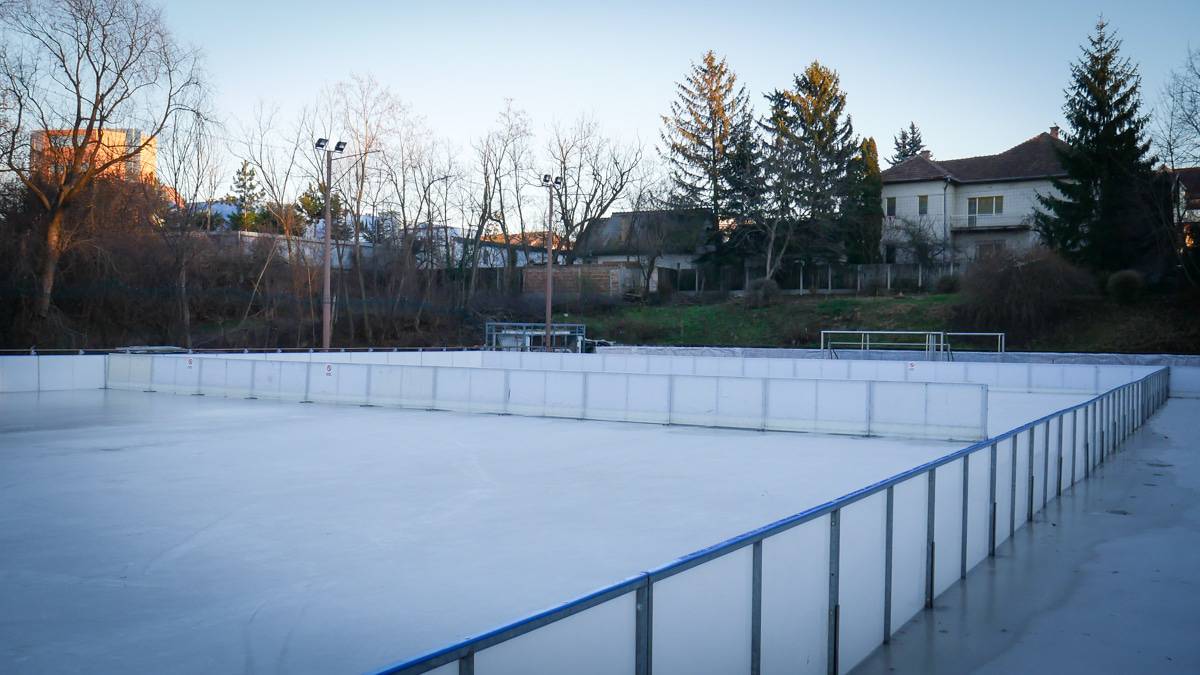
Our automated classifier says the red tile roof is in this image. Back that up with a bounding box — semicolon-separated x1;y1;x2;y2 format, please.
882;132;1070;184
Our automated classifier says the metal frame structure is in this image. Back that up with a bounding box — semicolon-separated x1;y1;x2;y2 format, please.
372;367;1170;675
820;330;1005;360
484;322;586;353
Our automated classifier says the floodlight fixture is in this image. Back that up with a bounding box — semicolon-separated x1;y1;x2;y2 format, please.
334;141;347;152
315;138;328;150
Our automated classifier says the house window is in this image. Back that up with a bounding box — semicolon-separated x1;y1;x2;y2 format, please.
967;195;1004;225
918;195;928;216
976;240;1006;259
886;196;896;217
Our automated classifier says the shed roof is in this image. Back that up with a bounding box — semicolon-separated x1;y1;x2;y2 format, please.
574;209;710;258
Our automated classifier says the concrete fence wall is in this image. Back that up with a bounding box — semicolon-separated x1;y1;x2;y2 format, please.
0;355;107;393
600;345;1200;398
184;350;1156;396
104;353;989;441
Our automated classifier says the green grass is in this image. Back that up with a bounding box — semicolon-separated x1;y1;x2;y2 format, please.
565;294;961;348
560;291;1200;354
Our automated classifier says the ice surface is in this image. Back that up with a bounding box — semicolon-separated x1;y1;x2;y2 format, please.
0;387;1089;674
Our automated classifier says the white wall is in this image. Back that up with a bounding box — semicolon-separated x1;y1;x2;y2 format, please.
0;355;107;393
107;353;990;441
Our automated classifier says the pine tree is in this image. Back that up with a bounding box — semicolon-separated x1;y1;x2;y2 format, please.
228;161;265;231
843;137;884;263
660;50;754;231
888;122;926;165
1034;18;1155;271
297;182;348;240
760;61;857;263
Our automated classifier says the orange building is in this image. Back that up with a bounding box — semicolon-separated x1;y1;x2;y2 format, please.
30;128;157;182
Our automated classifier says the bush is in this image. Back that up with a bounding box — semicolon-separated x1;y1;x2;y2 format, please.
957;248;1097;340
1106;269;1145;304
934;275;960;294
743;277;781;308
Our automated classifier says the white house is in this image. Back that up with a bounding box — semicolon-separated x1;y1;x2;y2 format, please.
880;129;1069;262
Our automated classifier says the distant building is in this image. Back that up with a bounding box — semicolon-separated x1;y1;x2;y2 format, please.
572;209;712;293
30;128;157;182
880;129;1069;262
1171;167;1200;252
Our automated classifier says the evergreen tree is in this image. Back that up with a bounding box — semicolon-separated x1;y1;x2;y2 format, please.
297;182;348;240
1035;18;1155;271
659;50;755;231
228;161;265;231
760;61;857;263
888;122;926;165
843;137;884;263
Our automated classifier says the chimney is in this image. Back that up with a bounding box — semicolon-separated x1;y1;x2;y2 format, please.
1049;125;1060;139
919;150;931;159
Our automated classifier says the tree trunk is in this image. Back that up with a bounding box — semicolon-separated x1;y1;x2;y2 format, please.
178;261;192;348
35;209;65;320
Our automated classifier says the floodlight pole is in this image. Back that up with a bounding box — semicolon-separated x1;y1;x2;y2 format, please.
545;182;553;352
322;149;334;350
541;175;562;352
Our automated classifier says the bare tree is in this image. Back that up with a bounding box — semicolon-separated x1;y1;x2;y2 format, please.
335;74;405;342
157;101;222;346
548;116;641;261
0;0;203;326
238;104;311;344
624;171;670;296
1153;47;1200;286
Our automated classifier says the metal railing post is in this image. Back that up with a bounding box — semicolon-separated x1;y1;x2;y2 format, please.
960;455;969;579
827;509;841;675
988;443;997;556
1009;436;1018;537
751;541;762;675
635;581;652;675
1027;429;1035;523
925;471;936;608
883;486;894;643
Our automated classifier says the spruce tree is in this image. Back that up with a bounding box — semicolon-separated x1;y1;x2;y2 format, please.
760;61;857;262
660;50;754;230
1034;18;1155;271
888;122;926;165
229;161;265;231
843;137;884;263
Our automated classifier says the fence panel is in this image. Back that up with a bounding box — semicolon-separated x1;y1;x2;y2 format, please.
473;592;636;675
651;548;754;675
760;518;830;675
933;460;964;597
887;476;928;641
837;493;888;674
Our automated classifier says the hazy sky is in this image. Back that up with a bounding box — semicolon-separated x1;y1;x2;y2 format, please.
168;0;1198;166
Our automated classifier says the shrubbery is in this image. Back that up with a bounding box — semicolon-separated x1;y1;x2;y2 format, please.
934;275;960;294
957;248;1096;339
1105;269;1145;304
743;277;781;308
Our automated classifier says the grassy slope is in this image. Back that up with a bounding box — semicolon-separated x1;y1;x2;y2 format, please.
563;293;1200;354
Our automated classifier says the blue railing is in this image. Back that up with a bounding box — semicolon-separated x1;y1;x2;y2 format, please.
370;367;1170;675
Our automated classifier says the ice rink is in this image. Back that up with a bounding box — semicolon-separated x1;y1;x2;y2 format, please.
0;387;1088;674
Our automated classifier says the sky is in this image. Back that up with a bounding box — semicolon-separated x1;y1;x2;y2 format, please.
167;0;1200;171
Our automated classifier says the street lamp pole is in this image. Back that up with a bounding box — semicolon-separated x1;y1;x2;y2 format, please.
541;174;561;352
315;138;345;350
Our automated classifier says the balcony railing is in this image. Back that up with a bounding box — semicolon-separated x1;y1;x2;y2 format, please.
881;215;1034;231
948;214;1033;230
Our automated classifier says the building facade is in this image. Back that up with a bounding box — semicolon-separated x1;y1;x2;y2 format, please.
880;129;1068;262
30;128;157;182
